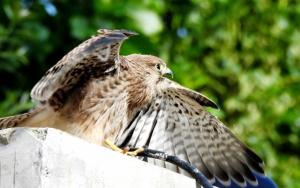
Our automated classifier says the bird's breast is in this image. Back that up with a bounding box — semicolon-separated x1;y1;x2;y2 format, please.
56;70;153;146
59;74;131;145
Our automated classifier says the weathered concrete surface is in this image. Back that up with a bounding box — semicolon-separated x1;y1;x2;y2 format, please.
0;128;196;188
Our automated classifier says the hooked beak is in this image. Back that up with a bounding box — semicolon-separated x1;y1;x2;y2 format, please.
162;68;173;78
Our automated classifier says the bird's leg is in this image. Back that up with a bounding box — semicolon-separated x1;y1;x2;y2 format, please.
104;139;124;153
104;139;144;157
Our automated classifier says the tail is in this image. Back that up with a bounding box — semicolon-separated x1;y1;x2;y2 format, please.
0;110;39;130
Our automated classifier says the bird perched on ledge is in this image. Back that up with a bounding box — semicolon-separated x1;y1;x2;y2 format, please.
0;29;265;187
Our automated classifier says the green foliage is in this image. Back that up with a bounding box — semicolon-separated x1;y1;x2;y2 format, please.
0;0;299;187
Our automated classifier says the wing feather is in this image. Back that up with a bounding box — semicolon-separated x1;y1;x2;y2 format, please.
117;79;264;187
31;29;137;108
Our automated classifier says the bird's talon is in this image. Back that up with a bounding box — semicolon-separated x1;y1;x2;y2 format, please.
127;147;144;157
122;146;130;154
104;139;144;156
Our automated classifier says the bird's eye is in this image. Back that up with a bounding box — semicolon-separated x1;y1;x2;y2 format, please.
156;64;161;70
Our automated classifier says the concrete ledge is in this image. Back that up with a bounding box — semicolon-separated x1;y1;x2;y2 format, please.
0;128;196;188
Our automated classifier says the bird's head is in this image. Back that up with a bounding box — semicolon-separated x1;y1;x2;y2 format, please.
124;54;173;80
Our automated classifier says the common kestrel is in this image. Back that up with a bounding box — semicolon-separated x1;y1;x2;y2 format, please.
0;29;264;187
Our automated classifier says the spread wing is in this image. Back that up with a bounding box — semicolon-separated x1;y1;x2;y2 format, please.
117;79;264;187
30;29;137;108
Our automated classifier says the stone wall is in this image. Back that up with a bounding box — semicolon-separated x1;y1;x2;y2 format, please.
0;128;196;188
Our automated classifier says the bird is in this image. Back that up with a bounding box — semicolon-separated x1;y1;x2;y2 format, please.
0;29;265;187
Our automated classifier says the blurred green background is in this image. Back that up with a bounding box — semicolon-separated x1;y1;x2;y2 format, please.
0;0;299;187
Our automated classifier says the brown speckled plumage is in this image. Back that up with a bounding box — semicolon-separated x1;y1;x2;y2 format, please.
0;29;264;187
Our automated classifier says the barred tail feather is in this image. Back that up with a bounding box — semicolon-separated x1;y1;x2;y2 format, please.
0;111;36;130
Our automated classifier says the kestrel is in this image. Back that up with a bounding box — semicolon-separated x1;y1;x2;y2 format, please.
0;29;264;187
